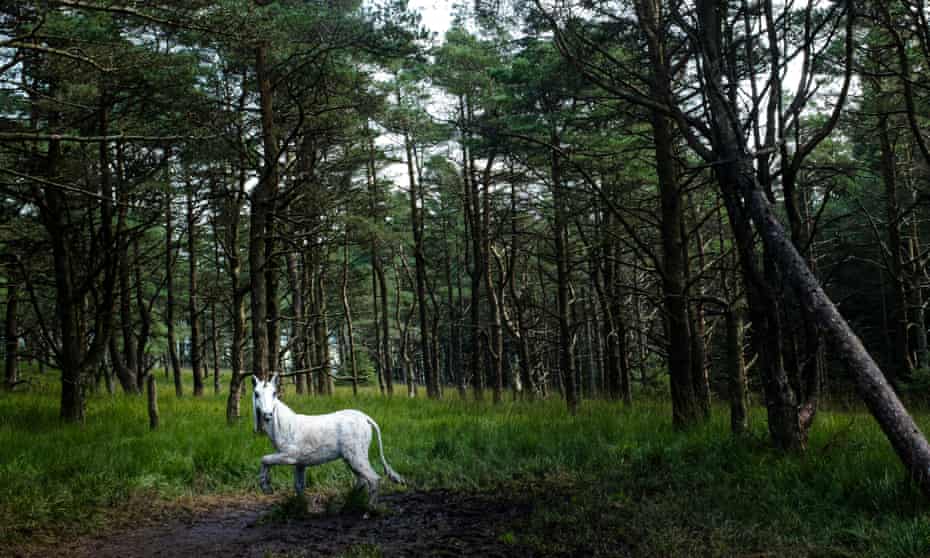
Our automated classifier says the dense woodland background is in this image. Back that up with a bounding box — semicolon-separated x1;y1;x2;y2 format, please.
7;0;930;507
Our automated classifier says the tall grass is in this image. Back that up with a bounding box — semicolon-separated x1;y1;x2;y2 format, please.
2;375;930;556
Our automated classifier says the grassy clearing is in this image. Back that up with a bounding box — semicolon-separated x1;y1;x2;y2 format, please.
2;374;930;556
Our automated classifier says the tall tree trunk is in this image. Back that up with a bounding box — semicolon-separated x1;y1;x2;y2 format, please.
482;170;504;405
634;0;702;426
187;181;204;396
35;106;84;419
48;103;117;421
551;138;578;415
688;199;711;416
462;97;485;401
4;281;18;390
211;225;221;394
147;373;159;431
266;234;280;378
727;304;749;436
911;233;928;370
133;237;153;391
654;85;698;425
401;122;437;399
166;188;183;397
342;227;359;396
377;260;393;396
879;113;911;383
372;264;385;394
366;129;387;395
117;180;138;394
286;249;306;393
394;258;417;398
249;42;277;383
313;264;332;395
225;139;248;422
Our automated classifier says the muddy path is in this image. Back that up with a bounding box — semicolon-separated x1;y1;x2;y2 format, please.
54;489;546;558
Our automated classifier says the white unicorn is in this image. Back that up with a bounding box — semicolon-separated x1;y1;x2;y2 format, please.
251;374;405;502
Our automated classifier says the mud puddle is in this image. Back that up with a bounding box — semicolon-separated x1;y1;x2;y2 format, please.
56;490;539;558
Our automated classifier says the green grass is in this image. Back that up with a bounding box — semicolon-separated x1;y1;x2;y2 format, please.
2;374;930;556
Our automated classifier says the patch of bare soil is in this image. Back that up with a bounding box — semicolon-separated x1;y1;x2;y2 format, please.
41;490;548;558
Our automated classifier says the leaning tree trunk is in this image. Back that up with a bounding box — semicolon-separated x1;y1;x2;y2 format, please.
696;0;930;482
741;159;930;497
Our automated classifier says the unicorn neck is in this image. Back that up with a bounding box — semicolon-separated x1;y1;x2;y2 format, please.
268;398;295;446
273;398;295;418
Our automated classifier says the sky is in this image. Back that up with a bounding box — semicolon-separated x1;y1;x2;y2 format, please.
408;0;455;39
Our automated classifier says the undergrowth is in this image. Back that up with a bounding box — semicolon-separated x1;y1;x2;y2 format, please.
1;373;930;556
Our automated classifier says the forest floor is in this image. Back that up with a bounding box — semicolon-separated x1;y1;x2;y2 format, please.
5;380;930;556
13;484;630;558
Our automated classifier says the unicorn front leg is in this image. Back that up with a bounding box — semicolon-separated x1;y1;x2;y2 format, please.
258;452;298;494
294;464;307;496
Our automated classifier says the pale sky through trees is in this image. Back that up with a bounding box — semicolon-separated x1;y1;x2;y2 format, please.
409;0;454;37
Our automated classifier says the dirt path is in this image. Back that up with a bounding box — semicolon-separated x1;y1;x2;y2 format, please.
60;490;541;558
